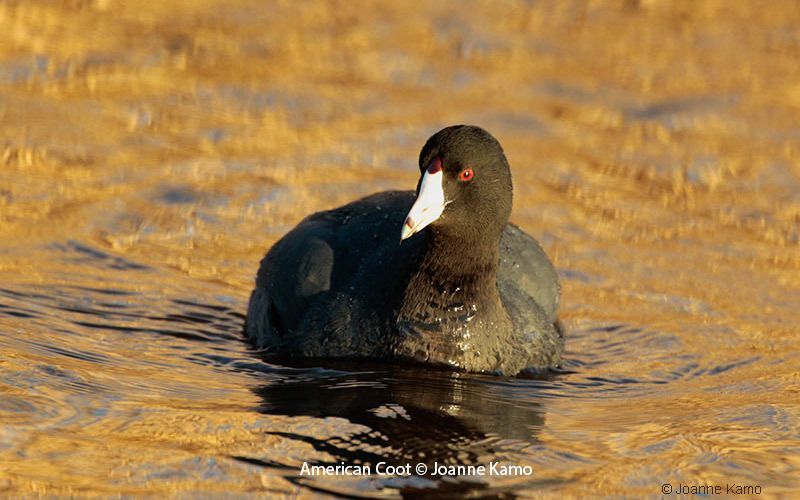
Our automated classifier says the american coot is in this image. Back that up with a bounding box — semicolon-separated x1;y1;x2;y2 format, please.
246;125;563;375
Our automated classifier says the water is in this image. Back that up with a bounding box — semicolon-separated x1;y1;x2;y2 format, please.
1;1;799;496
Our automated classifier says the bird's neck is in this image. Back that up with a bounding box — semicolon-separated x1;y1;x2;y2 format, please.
394;228;513;371
400;228;505;318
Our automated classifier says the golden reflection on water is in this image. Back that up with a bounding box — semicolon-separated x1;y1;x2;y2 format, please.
1;0;799;496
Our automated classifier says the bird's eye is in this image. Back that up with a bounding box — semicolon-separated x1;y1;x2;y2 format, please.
458;168;474;182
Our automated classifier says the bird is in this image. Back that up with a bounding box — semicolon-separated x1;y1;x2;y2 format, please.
245;125;563;376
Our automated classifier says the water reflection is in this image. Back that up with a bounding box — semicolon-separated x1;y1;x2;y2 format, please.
245;359;547;495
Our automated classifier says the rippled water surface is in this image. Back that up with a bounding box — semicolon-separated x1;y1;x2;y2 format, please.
1;1;799;496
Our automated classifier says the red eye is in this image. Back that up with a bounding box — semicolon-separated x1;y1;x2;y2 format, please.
458;168;474;182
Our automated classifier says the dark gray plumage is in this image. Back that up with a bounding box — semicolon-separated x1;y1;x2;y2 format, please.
246;125;563;375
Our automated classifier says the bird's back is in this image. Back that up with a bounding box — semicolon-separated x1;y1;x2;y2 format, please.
245;191;415;350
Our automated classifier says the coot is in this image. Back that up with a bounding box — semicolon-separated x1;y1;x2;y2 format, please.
246;125;563;375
